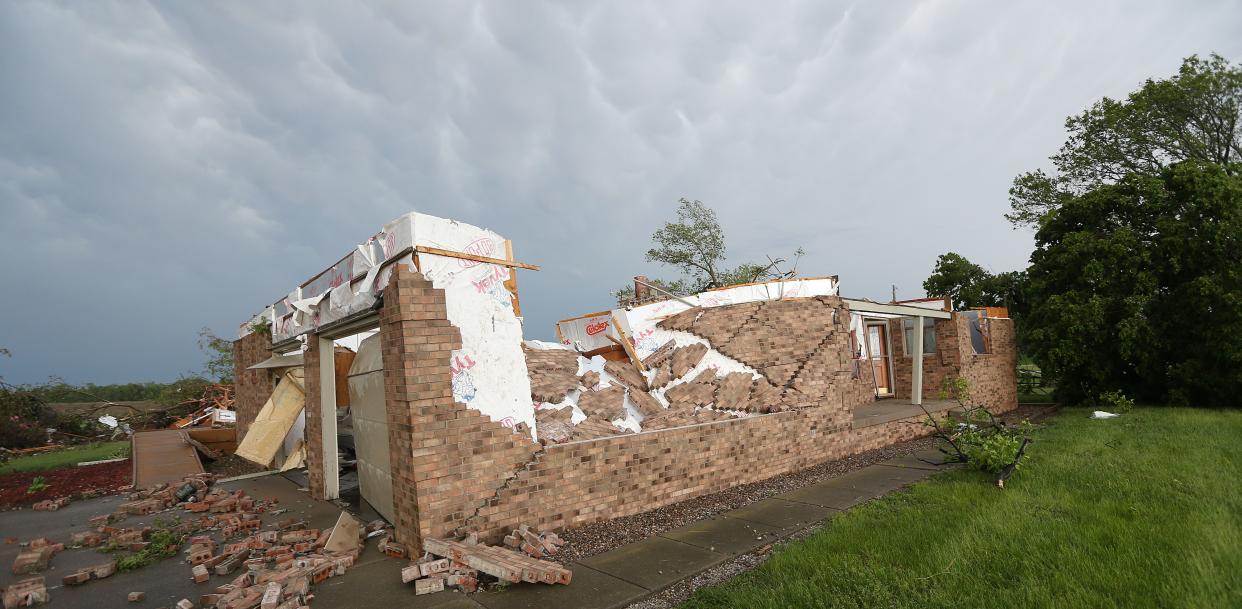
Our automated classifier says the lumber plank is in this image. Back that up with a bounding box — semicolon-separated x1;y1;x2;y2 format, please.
414;246;540;271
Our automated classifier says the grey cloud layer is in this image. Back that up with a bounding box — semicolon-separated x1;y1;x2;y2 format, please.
2;1;1239;383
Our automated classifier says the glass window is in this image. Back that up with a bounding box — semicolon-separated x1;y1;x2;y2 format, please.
964;310;989;354
902;318;936;356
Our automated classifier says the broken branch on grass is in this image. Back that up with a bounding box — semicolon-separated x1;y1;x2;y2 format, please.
995;437;1031;489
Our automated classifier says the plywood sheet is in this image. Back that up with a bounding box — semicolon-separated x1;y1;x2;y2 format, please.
234;370;306;467
132;429;204;489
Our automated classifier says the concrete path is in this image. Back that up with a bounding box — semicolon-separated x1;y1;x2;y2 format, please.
423;447;954;609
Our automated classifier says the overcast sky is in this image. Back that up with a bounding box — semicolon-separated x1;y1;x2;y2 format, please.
2;1;1240;385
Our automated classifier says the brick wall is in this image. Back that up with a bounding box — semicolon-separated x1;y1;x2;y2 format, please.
889;317;959;401
668;296;878;411
233;331;273;439
461;404;935;543
957;317;1018;413
376;265;539;553
889;314;1018;412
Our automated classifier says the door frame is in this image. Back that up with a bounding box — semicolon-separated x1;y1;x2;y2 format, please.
865;320;896;397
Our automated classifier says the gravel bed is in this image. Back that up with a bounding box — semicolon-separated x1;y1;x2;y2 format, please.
555;403;1057;566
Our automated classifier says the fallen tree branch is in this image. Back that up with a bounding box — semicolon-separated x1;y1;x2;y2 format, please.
995;437;1031;489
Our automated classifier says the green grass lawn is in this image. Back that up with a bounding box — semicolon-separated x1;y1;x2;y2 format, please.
683;407;1242;609
0;441;131;474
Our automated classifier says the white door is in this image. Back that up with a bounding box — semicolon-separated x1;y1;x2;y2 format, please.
348;334;395;522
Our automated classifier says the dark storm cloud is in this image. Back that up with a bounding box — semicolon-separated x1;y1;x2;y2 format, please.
2;1;1240;383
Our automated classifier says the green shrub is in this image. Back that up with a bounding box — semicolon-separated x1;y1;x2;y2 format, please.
1098;390;1134;413
114;527;184;572
26;476;48;494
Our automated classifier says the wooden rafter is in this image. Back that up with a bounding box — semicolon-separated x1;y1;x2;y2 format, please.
414;246;540;271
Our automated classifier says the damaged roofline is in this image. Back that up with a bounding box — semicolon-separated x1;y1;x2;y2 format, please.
841;298;952;319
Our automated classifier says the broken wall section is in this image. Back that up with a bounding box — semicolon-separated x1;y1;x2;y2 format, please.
526;295;876;444
233;331;274;439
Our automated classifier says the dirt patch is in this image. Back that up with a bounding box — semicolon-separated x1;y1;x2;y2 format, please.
204;453;269;479
0;459;131;508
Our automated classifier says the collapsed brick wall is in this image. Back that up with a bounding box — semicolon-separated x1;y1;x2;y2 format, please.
526;296;879;443
300;276;1018;549
889;314;1018;413
233;331;273;440
458;297;899;541
660;297;876;412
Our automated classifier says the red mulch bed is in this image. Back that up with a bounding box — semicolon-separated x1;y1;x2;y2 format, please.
0;460;132;508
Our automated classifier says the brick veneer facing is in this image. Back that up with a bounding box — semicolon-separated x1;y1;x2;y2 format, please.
232;331;273;439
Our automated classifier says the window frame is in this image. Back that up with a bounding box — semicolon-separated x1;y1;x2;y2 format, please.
901;317;937;357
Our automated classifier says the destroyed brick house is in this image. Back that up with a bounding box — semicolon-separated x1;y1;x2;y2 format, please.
232;212;1017;555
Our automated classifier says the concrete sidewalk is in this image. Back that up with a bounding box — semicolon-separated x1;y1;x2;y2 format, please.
426;447;952;609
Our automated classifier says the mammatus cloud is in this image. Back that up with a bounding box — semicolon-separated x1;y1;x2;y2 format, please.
2;1;1240;383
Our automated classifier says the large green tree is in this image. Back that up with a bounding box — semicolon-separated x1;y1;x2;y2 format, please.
197;328;235;384
1008;54;1242;227
1022;161;1241;405
922;252;1023;311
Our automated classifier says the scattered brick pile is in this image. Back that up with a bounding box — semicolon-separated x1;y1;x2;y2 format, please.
1;577;47;609
402;531;571;595
525;348;581;403
31;497;69;512
2;473;389;609
501;524;564;560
